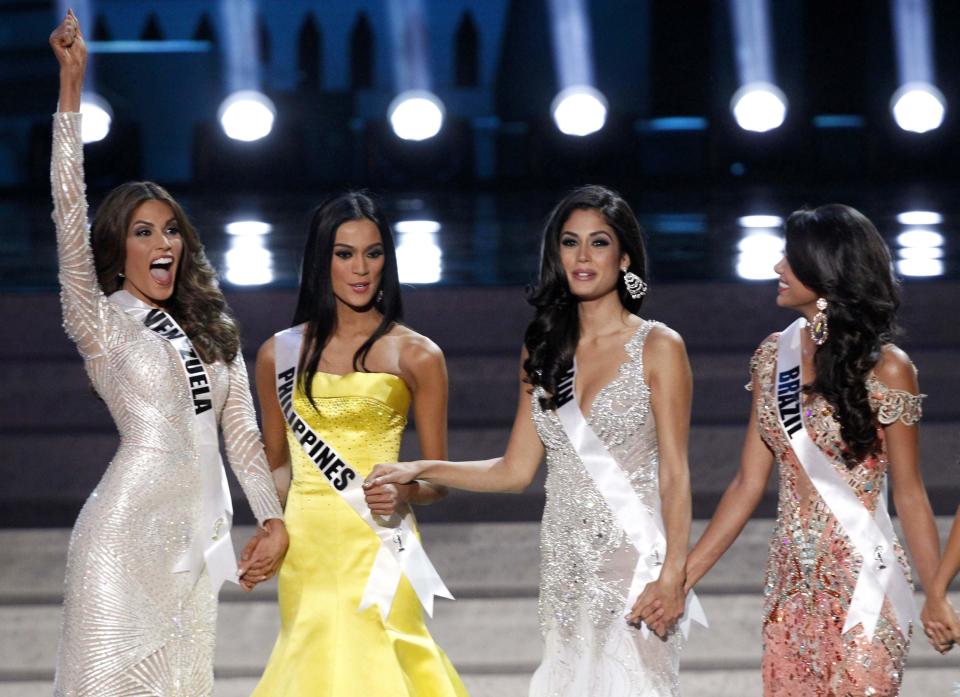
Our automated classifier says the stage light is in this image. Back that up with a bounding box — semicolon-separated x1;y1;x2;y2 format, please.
218;90;275;142
395;220;442;284
896;229;944;248
551;85;608;137
896;210;942;225
891;83;945;133
738;214;783;228
897;246;943;260
388;90;445;141
896;258;943;277
79;93;112;144
225;234;273;286
731;82;787;133
735;230;782;280
225;220;272;236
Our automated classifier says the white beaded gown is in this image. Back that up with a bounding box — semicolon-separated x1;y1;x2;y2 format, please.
50;112;284;697
529;321;682;697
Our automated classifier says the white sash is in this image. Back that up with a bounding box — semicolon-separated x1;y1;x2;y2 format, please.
553;362;708;639
274;325;452;621
109;290;237;593
776;318;914;639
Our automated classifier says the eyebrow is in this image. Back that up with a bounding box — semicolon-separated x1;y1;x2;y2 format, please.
130;217;177;228
333;242;384;250
561;229;612;237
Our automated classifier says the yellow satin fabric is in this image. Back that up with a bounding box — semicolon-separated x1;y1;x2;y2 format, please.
252;371;468;697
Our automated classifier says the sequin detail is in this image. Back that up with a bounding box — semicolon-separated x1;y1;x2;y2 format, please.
750;334;917;695
50;112;283;697
529;321;681;697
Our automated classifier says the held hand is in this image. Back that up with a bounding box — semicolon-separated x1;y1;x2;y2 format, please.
238;520;288;590
49;10;87;80
626;574;687;639
364;482;413;517
921;595;960;654
236;527;268;591
364;461;424;489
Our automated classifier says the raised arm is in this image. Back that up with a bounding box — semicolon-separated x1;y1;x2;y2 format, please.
684;370;775;591
627;326;693;635
49;12;110;359
365;347;544;494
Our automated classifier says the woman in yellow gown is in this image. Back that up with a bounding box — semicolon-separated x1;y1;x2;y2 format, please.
246;193;468;696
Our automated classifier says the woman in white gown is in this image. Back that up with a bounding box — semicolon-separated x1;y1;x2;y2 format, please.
366;185;702;696
49;14;286;696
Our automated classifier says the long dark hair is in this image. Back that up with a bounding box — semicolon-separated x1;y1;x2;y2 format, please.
523;185;648;409
91;181;240;364
292;191;403;408
785;204;900;467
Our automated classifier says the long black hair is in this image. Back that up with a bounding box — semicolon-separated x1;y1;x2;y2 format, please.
291;191;403;408
785;204;900;467
523;185;648;409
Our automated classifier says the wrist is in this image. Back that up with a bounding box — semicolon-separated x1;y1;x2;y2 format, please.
262;518;285;533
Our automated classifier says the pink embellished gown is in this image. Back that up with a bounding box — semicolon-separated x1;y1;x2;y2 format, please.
751;334;923;696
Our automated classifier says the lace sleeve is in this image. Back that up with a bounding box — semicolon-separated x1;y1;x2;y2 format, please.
745;334;778;391
221;351;284;524
867;375;924;426
51;112;111;359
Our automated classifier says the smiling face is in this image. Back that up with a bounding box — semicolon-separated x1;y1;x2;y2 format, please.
774;255;819;316
558;208;629;302
330;218;385;309
122;200;183;307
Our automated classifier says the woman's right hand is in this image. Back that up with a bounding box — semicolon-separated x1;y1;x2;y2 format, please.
921;594;960;653
49;9;86;111
364;461;425;489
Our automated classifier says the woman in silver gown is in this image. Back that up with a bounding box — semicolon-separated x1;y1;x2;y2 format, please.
49;13;286;696
366;186;700;696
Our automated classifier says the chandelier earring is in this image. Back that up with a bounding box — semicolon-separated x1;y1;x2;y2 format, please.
622;267;647;300
809;297;829;345
376;289;384;304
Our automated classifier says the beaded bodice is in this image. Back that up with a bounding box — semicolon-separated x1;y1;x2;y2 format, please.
530;321;662;636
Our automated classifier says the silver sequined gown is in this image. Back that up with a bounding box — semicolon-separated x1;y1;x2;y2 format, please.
50;112;284;697
529;321;682;697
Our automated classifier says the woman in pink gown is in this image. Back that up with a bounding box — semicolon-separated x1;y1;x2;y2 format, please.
680;204;941;695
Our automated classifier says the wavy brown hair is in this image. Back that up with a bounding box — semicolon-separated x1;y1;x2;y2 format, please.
91;182;240;364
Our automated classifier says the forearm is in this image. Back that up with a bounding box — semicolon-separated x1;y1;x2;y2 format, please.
658;472;691;582
58;69;82;113
418;456;530;493
685;476;764;590
896;489;942;592
929;509;960;597
404;481;448;506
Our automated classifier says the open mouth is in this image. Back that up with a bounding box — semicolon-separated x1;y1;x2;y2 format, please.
351;282;370;293
149;256;175;286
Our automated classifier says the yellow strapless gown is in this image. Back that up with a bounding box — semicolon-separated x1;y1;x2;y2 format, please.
252;372;468;697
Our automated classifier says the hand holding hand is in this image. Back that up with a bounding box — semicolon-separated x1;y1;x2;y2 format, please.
626;573;687;639
364;481;413;517
237;519;288;591
363;461;425;489
921;594;960;654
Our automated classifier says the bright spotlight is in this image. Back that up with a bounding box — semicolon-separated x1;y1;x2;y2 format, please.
225;235;273;286
731;82;788;133
218;90;276;142
225;220;272;236
896;228;944;248
737;232;784;255
388;90;445;141
396;222;442;284
738;214;783;228
79;93;112;144
891;82;946;133
552;85;608;137
898;246;943;260
896;210;942;226
896;258;944;277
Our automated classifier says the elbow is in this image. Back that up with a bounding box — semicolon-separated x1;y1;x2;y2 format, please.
505;470;535;494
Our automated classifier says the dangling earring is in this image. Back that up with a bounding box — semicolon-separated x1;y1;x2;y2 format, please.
809;297;829;345
622;268;647;300
376;289;384;304
118;272;125;280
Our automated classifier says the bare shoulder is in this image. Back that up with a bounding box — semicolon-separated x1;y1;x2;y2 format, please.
391;325;445;373
256;334;276;366
873;344;919;391
644;322;687;359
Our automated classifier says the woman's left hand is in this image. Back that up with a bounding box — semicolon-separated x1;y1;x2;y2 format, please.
364;482;413;517
627;574;687;639
238;519;288;590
